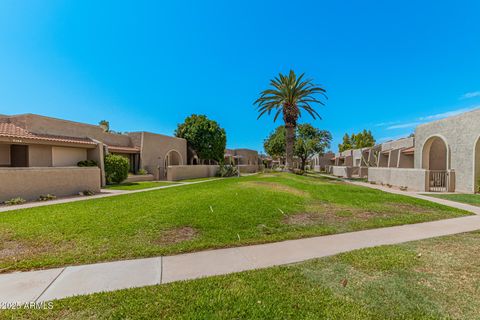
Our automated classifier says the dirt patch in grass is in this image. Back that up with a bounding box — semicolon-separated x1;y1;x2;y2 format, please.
283;213;323;226
0;231;72;273
385;202;434;214
240;181;307;196
153;227;199;245
310;202;380;220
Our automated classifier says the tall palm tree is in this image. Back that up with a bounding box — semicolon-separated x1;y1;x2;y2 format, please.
254;70;327;170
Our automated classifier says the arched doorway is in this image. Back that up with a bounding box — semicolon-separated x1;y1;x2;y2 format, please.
163;150;183;179
422;136;449;192
474;137;480;193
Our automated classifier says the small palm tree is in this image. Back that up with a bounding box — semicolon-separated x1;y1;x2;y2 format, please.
254;70;327;170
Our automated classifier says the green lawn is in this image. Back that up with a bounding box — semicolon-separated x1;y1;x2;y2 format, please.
104;181;178;191
425;193;480;207
7;231;480;319
0;173;469;272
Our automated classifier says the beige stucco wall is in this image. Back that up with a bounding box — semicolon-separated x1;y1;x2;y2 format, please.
332;165;353;178
233;149;259;166
10;114;132;147
130;132;187;180
381;137;414;151
415;108;480;193
238;165;260;173
0;144;10;166
0;167;101;202
368;167;428;192
167;165;219;181
52;146;87;167
28;145;52;167
313;152;335;172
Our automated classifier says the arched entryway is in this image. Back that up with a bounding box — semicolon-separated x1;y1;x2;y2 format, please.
422;136;449;192
474;136;480;193
162;150;183;179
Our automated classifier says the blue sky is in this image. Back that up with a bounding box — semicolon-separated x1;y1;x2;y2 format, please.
1;1;479;153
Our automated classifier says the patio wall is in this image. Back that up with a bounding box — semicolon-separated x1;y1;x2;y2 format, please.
167;165;219;181
0;167;101;202
238;165;260;173
368;167;428;192
331;166;353;178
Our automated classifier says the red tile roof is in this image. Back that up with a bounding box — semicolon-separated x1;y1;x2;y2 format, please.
0;121;96;146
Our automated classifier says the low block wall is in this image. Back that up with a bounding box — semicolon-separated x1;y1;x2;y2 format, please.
368;168;428;192
331;166;352;178
0;167;101;202
167;165;219;181
125;174;154;183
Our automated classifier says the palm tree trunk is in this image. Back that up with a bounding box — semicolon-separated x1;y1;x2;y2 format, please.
285;125;295;171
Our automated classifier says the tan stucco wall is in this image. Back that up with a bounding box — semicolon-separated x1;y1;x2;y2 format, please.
368;167;428;192
415;108;480;193
0;167;101;202
28;145;52;167
332;166;353;178
233;149;259;166
0;144;10;166
10;114;133;147
398;153;414;168
129;132;187;180
381;137;414;151
52;146;87;167
238;165;260;173
167;165;219;181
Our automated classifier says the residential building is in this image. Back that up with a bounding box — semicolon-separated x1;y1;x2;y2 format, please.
0;113;188;201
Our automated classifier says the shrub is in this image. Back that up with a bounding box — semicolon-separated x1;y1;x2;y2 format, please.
80;190;95;196
38;194;56;201
137;168;148;175
104;154;129;184
4;197;26;205
217;164;238;177
77;160;98;167
293;168;305;175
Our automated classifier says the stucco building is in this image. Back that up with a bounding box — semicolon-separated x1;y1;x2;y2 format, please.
332;109;480;193
0;114;188;201
225;148;261;173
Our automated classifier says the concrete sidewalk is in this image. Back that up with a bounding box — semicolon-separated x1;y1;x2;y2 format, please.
2;214;480;305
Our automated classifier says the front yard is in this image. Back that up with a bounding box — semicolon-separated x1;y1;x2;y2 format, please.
0;173;470;272
6;231;480;319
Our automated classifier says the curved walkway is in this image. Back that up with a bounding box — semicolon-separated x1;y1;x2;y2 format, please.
2;214;480;306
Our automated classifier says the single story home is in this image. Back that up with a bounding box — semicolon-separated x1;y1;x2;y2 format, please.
330;108;480;193
0;113;193;201
225;148;261;173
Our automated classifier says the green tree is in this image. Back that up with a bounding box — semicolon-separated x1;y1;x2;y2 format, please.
175;114;227;163
338;133;353;152
295;124;332;170
354;129;375;148
338;129;375;151
254;70;327;170
99;120;110;132
263;126;286;158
